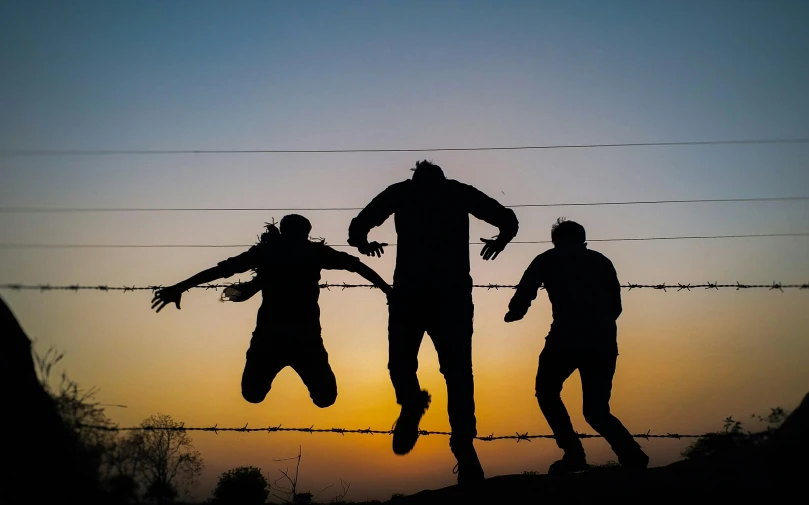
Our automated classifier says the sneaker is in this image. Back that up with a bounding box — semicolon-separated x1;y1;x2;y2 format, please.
392;390;431;455
548;453;589;475
618;449;649;470
452;446;485;485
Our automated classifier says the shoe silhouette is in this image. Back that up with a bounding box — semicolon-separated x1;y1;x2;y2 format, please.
452;443;485;485
618;449;650;470
392;389;431;455
548;453;589;475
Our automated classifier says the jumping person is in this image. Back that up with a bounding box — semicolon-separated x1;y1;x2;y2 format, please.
151;214;394;408
347;160;519;484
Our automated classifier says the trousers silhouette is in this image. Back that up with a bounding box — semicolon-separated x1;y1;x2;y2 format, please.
535;343;641;459
388;290;476;447
241;324;337;408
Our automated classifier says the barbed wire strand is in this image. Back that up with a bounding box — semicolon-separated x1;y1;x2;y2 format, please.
75;423;706;441
1;232;808;250
3;137;808;156
2;196;807;213
1;281;807;293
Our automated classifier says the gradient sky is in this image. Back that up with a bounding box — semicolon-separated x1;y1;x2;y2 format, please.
1;1;808;502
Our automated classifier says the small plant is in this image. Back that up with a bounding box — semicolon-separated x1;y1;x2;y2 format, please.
331;478;352;504
589;460;620;469
682;407;790;460
212;466;269;505
272;446;304;504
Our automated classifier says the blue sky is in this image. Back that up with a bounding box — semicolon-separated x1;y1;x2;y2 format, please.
1;1;808;501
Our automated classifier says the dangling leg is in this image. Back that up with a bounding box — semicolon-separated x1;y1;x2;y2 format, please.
388;297;429;455
241;330;286;404
291;329;338;408
431;292;483;484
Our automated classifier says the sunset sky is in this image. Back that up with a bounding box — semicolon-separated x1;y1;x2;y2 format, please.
1;1;808;502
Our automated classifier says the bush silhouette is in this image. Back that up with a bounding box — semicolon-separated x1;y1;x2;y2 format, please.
212;466;270;505
682;408;789;460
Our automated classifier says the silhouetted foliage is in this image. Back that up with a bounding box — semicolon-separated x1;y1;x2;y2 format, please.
145;479;178;504
35;351;203;505
107;474;140;504
294;492;314;504
331;478;352;504
35;346;115;476
212;466;270;505
34;346;138;502
682;407;790;460
135;414;205;504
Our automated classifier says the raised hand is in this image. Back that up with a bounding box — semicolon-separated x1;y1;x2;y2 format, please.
358;241;387;258
480;237;506;260
151;285;183;313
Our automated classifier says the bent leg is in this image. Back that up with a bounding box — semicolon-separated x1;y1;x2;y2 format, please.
535;344;583;455
241;332;286;403
291;336;338;408
579;352;645;462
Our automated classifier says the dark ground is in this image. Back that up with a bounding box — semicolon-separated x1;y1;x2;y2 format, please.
386;392;807;504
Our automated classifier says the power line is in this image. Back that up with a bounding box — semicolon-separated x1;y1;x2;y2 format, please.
1;281;806;292
75;422;707;441
2;137;808;156
2;196;807;213
0;232;807;249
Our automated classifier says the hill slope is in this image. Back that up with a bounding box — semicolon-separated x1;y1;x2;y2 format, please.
392;392;808;504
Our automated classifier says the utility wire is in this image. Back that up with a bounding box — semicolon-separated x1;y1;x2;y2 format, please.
2;137;808;156
1;232;807;249
1;196;807;213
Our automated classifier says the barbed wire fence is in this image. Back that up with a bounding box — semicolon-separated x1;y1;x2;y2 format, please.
1;281;807;294
75;422;707;442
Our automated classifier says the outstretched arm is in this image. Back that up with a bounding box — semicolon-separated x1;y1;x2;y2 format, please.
151;266;229;312
346;260;394;298
504;255;545;322
152;247;258;312
462;183;519;260
321;246;394;298
347;185;398;257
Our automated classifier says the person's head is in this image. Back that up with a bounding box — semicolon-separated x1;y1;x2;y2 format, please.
551;217;586;248
280;214;312;242
411;160;446;185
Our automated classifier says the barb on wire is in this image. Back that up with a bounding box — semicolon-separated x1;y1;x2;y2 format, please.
74;422;706;441
2;281;808;293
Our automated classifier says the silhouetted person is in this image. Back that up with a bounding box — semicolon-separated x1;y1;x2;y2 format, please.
347;161;519;483
504;218;648;474
151;214;393;408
